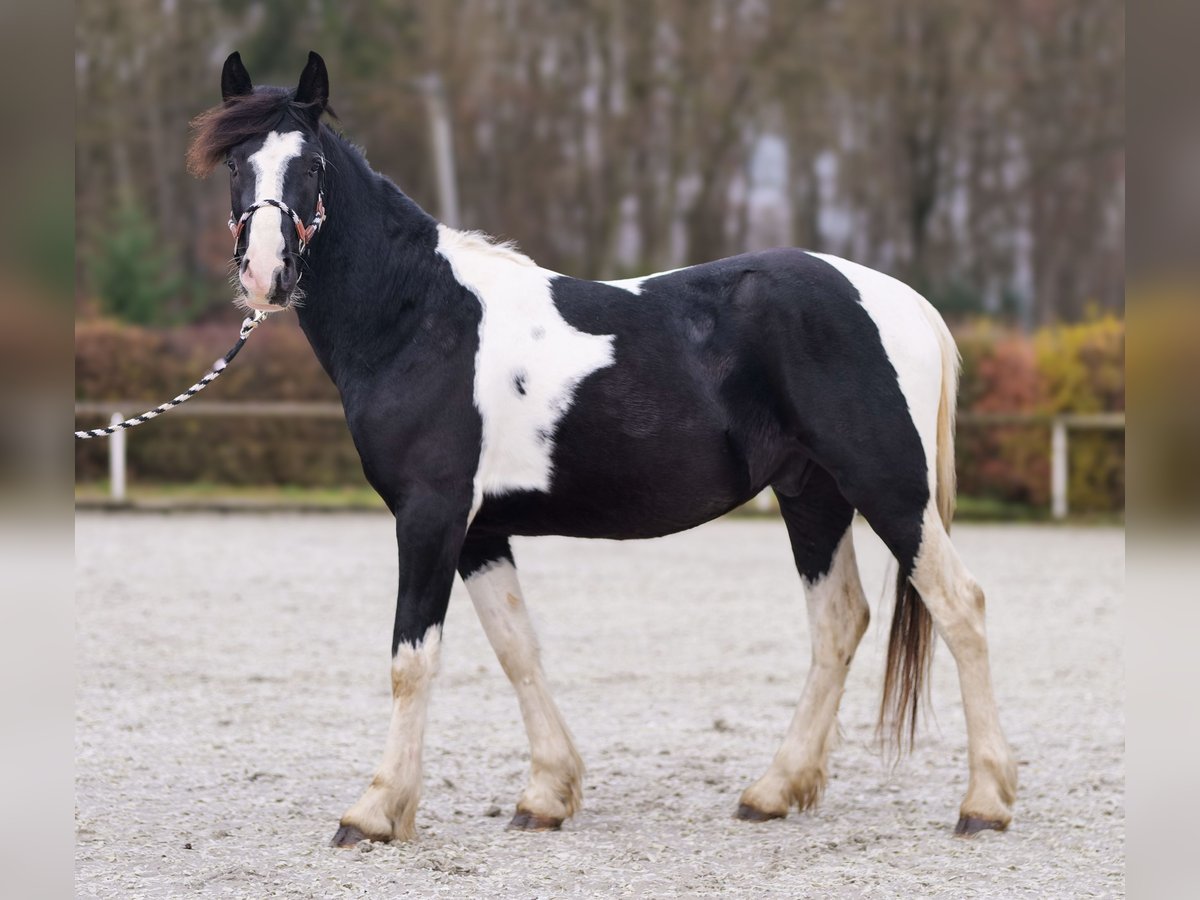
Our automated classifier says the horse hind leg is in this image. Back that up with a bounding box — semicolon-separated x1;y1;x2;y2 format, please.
737;466;868;821
835;456;1017;832
458;534;584;831
905;506;1018;833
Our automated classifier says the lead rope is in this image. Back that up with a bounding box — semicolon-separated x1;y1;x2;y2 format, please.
74;310;269;440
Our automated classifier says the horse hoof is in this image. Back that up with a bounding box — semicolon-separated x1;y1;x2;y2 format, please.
506;810;563;832
954;815;1008;836
330;824;378;847
735;803;785;822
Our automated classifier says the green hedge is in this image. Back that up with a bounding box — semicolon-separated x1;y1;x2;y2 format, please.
77;315;1125;512
75;319;365;487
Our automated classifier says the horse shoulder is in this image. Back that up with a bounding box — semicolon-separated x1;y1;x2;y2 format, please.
434;226;616;500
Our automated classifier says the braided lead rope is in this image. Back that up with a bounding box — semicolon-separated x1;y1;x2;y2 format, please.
74;311;269;440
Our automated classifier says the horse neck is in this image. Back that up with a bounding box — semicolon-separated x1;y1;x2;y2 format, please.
294;130;444;388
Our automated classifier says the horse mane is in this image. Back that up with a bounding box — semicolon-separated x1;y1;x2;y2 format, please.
187;87;324;177
438;227;537;268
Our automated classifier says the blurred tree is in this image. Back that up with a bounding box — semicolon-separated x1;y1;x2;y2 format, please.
91;201;182;326
74;0;1124;325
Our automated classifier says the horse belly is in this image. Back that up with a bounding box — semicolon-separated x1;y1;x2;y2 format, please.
471;418;759;539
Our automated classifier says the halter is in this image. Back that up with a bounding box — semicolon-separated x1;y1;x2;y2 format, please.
74;159;328;442
228;159;327;254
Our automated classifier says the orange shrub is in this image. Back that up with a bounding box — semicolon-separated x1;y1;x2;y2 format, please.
957;325;1051;506
1033;315;1125;512
956;317;1124;512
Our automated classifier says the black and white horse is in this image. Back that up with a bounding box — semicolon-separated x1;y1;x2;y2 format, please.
189;52;1016;844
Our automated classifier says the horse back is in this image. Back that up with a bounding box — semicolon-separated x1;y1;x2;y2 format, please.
466;247;931;539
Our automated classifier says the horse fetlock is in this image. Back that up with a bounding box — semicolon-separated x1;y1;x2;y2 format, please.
959;775;1015;834
336;783;421;845
967;742;1018;800
739;760;829;821
787;765;828;812
737;773;793;820
522;764;584;820
982;751;1019;806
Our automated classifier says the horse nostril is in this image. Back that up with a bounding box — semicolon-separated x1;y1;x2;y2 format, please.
272;263;298;301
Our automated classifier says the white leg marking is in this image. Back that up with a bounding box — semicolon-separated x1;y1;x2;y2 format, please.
739;530;870;816
339;625;441;841
910;506;1017;827
464;559;583;822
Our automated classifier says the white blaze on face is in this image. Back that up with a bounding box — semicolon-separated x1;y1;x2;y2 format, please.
240;130;304;304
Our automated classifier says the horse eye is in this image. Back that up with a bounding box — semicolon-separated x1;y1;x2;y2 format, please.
309;160;322;175
226;159;237;174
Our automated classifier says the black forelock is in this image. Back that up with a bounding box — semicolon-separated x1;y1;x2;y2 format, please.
187;86;327;176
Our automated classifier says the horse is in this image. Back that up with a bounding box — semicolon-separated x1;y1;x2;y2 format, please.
186;51;1017;846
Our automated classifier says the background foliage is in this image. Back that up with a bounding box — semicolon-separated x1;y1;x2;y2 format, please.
75;0;1124;512
956;317;1124;512
76;0;1123;327
76;318;1125;511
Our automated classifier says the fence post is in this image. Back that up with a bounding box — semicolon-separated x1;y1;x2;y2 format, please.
110;412;126;502
1051;417;1067;519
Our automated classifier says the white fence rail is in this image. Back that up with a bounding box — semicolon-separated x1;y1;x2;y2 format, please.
76;403;1124;518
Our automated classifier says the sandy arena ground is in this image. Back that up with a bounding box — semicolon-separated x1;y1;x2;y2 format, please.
75;513;1124;897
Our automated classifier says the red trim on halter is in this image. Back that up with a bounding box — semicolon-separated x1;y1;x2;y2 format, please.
229;192;326;254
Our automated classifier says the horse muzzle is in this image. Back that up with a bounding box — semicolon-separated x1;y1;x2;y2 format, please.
239;252;300;310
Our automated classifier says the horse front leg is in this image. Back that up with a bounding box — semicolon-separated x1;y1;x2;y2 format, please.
331;485;469;846
458;533;584;831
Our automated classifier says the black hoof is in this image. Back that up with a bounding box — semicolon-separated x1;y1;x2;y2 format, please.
330;823;380;847
954;815;1008;836
506;809;563;832
735;803;785;822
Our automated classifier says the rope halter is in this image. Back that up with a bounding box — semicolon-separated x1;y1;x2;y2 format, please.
228;158;327;254
74;160;330;441
74;311;269;440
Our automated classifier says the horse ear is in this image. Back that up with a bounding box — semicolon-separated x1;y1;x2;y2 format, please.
294;51;329;116
221;52;253;102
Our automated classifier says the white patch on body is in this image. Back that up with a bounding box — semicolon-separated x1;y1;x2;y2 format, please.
241;131;304;303
339;625;441;841
601;267;684;296
464;559;583;819
435;226;615;513
806;252;943;499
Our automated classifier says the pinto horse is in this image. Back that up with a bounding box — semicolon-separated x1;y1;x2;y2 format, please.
187;52;1016;844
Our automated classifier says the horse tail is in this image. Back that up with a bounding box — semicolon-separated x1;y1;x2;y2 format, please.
880;296;960;752
921;296;960;530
